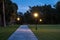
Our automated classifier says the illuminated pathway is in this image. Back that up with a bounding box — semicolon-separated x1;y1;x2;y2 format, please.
8;25;38;40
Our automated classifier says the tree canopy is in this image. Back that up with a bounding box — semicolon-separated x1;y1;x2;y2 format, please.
24;1;60;24
0;0;18;25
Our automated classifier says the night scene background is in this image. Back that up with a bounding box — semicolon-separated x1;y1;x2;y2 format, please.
0;0;60;40
10;0;60;24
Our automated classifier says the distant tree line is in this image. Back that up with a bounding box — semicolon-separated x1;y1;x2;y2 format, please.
23;1;60;24
0;1;60;25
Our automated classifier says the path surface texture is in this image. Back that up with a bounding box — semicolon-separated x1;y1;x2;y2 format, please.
8;25;38;40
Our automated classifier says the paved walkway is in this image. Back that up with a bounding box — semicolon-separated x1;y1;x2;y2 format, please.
8;25;38;40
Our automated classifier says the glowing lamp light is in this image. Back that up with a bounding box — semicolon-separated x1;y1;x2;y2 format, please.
39;19;42;22
17;17;20;21
34;13;38;18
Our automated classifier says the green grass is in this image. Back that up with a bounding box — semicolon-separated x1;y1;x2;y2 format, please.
0;25;20;40
29;25;60;40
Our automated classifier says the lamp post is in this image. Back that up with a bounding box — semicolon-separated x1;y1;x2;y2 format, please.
33;13;38;30
17;17;20;24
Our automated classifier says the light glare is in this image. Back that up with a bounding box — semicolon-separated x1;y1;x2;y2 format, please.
34;13;38;18
40;19;42;22
17;17;20;21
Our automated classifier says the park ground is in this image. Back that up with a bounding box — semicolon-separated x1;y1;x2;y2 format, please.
29;25;60;40
0;25;20;40
0;25;60;40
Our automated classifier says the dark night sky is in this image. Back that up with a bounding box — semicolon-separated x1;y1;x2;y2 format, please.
11;0;60;13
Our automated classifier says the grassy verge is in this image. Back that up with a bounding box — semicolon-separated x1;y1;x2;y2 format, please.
29;25;60;40
0;25;20;40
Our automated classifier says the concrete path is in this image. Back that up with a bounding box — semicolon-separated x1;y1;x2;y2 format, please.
8;25;38;40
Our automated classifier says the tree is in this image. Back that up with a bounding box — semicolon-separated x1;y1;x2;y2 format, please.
0;0;18;26
55;1;60;23
24;5;57;24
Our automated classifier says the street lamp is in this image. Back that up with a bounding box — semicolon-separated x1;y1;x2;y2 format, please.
33;13;39;30
17;17;20;21
39;19;42;22
33;13;38;18
16;17;20;24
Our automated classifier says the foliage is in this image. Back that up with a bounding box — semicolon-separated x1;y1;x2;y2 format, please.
24;1;60;24
0;0;18;25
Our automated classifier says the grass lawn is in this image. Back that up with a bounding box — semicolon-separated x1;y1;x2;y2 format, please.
29;25;60;40
0;25;20;40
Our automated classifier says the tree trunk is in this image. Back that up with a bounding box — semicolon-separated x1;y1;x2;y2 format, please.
3;0;6;27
